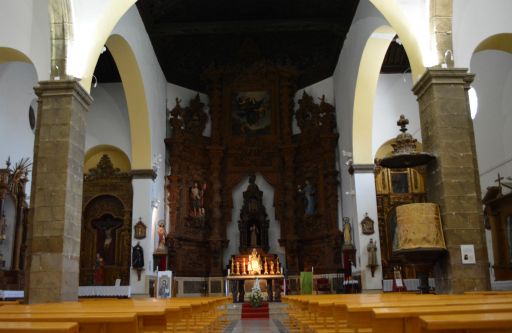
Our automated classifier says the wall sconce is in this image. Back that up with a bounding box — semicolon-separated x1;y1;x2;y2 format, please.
151;199;161;209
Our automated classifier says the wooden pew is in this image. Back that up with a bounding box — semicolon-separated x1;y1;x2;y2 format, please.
0;303;167;333
283;294;512;333
372;303;512;333
0;322;78;333
345;296;512;331
76;296;230;332
0;312;138;333
0;296;231;333
416;312;512;333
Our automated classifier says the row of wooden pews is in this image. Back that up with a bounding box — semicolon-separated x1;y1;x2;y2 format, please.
0;296;231;333
283;292;512;333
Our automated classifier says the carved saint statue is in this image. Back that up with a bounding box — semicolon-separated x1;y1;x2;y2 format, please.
156;221;167;253
132;242;144;269
94;253;105;285
299;180;316;215
190;182;206;218
367;238;378;267
343;218;352;246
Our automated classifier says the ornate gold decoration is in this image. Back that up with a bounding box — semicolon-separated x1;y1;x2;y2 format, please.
134;218;147;239
361;213;375;235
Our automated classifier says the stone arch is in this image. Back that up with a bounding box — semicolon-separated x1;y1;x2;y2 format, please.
369;0;426;80
97;34;151;170
0;47;33;65
474;33;512;54
352;0;427;164
352;25;396;164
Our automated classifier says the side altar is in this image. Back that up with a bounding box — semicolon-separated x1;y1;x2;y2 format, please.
227;248;284;303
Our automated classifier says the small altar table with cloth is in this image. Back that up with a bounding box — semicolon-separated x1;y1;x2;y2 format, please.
227;274;284;303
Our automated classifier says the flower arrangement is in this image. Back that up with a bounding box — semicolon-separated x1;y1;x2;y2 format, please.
250;278;264;307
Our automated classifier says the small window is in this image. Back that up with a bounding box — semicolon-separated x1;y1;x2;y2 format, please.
28;105;35;131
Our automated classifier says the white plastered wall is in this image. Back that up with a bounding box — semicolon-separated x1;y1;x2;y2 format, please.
86;83;132;160
453;0;512;69
470;50;512;288
0;62;38;196
0;0;50;81
372;73;420;156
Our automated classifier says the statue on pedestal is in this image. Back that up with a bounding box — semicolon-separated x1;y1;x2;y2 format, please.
248;248;261;275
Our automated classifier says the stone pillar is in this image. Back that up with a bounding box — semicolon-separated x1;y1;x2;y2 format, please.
25;80;92;303
430;0;453;66
412;68;490;293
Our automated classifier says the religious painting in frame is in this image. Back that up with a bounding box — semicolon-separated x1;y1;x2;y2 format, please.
156;270;173;299
231;91;272;137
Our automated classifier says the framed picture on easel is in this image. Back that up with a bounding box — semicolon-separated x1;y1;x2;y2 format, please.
156;270;173;298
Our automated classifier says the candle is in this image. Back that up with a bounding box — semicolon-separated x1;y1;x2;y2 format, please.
227;269;230;276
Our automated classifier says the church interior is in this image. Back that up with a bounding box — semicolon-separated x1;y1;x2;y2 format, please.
1;0;512;332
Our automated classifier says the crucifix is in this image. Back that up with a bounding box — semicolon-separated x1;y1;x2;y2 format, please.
495;173;504;196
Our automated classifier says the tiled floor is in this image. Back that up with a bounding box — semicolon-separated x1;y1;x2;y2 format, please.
224;319;287;333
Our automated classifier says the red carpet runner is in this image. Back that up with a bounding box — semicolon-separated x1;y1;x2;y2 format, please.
241;302;269;319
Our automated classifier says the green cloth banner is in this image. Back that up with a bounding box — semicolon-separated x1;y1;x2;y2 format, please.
300;271;313;294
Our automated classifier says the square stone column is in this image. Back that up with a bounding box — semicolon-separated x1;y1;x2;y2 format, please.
25;80;92;303
412;68;490;293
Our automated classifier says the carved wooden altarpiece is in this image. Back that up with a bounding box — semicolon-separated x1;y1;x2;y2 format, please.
80;155;132;286
0;158;30;290
166;62;342;277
